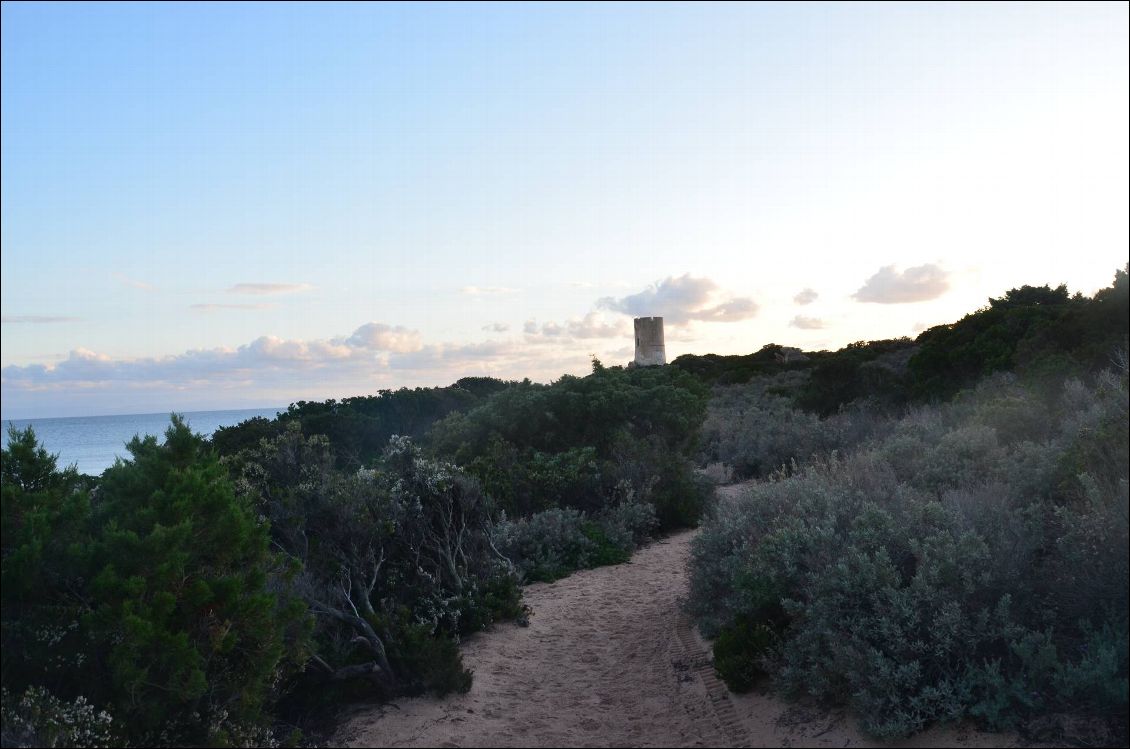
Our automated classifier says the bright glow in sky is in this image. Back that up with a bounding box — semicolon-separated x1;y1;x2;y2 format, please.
2;2;1127;418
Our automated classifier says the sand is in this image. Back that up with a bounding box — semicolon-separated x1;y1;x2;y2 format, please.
334;504;1036;748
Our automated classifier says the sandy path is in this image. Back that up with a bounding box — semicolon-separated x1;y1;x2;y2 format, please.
336;530;726;747
335;495;1031;748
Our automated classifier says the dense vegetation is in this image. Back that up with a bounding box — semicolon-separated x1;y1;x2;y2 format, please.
2;418;308;746
426;363;711;529
2;267;1125;744
211;377;513;469
1;363;707;745
689;268;1129;742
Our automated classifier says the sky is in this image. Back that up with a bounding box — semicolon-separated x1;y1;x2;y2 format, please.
2;1;1127;419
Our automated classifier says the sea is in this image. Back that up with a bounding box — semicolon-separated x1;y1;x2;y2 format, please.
2;407;286;476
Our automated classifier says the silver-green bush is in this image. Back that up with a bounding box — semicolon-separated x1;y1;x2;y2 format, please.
690;370;1128;739
493;499;658;582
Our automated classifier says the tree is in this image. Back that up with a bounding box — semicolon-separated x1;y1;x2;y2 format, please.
1;427;94;699
87;415;307;744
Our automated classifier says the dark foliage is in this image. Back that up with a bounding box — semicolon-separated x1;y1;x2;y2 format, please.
2;419;309;745
224;426;525;723
427;364;711;529
910;267;1128;400
212;377;515;469
712;615;779;693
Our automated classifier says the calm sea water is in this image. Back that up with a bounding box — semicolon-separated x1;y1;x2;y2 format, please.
3;408;285;476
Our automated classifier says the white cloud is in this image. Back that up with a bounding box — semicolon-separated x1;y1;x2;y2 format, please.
686;298;759;322
482;322;510;333
597;274;758;325
789;315;826;330
345;323;423;353
190;303;276;311
460;286;519;296
2;315;82;324
1;322;425;391
526;312;629;340
853;264;950;304
227;282;313;295
793;288;819;305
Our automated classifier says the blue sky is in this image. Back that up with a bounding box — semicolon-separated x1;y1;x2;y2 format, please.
2;2;1127;418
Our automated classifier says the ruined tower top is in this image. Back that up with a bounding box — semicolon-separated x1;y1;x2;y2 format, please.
633;317;666;367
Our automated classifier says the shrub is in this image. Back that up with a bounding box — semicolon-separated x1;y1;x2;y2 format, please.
384;620;472;697
492;507;595;582
712;616;779;693
1;427;94;701
598;492;660;549
689;371;1129;738
699;372;889;480
0;686;116;749
429;365;710;530
227;427;523;709
2;419;308;746
698;462;733;485
88;417;309;744
492;499;658;582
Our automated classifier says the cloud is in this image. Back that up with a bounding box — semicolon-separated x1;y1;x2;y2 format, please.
686;298;759;322
243;335;355;362
526;312;629;340
793;288;818;305
2;315;82;324
345;323;423;353
482;322;510;333
0;316;643;418
597;274;758;325
853;264;950;304
190;303;276;312
2;278;759;418
1;321;424;389
227;283;313;295
789;315;826;330
460;286;519;296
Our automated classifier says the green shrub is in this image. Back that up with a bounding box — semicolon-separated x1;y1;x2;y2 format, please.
384;617;473;697
226;427;525;720
429;365;710;530
1;426;95;700
89;417;309;744
713;616;778;692
580;521;632;567
2;419;309;746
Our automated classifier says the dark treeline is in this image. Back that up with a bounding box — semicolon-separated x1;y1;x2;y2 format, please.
2;267;1126;745
675;265;1129;413
211;376;513;469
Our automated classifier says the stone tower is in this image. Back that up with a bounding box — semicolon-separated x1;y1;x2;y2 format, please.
633;317;666;366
